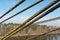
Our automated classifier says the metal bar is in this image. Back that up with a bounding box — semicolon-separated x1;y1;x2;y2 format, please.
1;3;60;40
0;0;25;19
35;16;60;24
0;0;43;24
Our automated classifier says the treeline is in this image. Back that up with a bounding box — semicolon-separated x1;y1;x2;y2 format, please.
0;23;57;36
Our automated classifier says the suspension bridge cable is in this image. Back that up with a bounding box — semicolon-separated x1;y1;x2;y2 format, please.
26;4;60;40
0;0;43;24
1;3;60;40
34;16;60;24
0;0;25;19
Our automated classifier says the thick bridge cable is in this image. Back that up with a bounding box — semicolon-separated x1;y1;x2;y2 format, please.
26;4;60;40
1;0;59;39
0;0;43;24
1;3;60;40
0;0;25;19
34;16;60;24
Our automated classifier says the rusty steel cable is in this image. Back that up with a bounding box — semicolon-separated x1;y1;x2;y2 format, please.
34;16;60;24
0;0;43;24
1;3;60;40
0;0;25;19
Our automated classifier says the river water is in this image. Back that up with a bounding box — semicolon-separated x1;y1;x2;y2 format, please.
47;35;60;40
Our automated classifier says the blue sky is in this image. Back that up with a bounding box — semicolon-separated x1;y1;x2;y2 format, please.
0;0;60;26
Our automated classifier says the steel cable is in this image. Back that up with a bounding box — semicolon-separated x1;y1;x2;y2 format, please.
34;16;60;24
0;0;25;19
0;0;43;24
1;3;60;40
